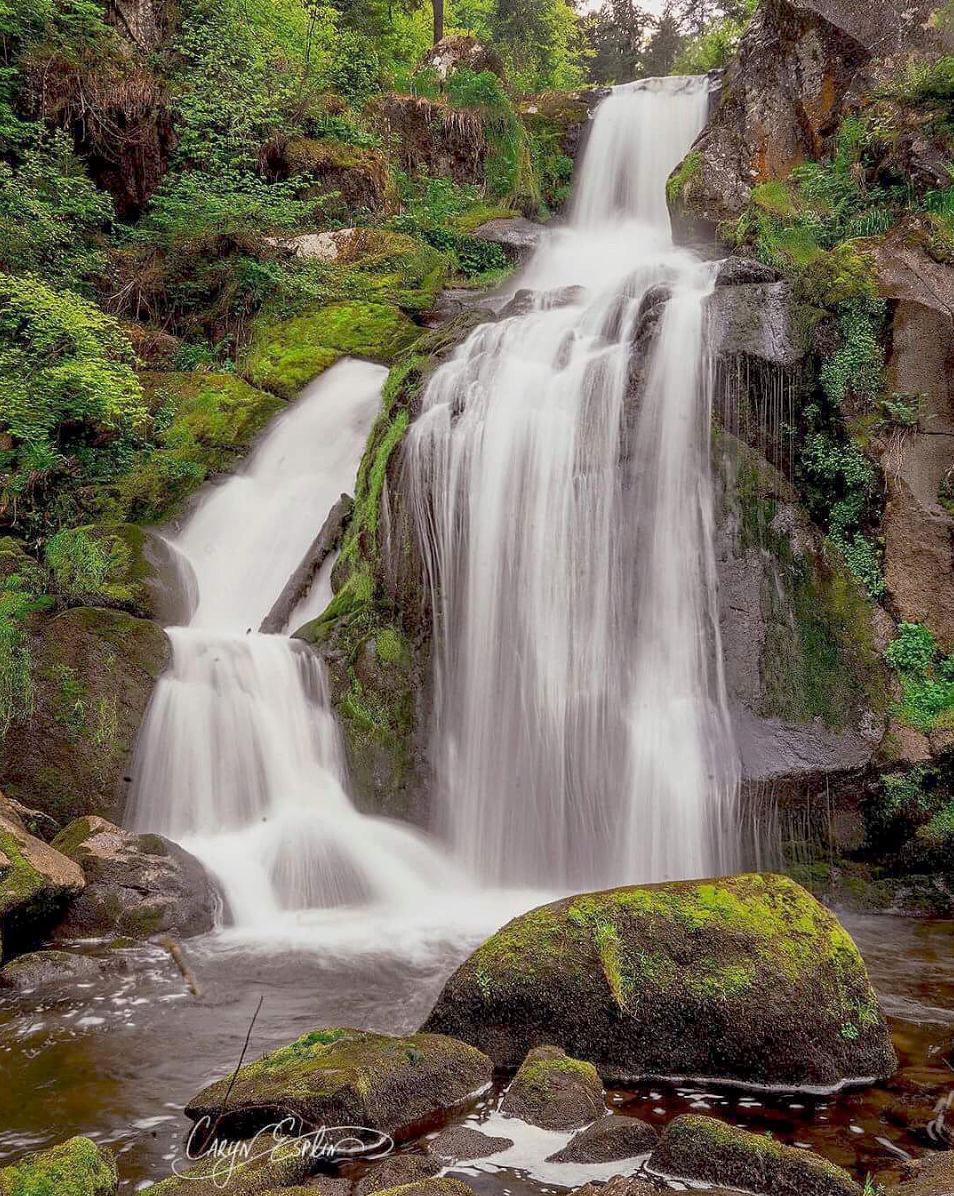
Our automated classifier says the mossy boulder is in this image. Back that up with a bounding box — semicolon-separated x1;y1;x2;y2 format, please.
500;1045;604;1130
0;797;85;960
0;607;170;828
349;1156;442;1196
0;1136;117;1196
648;1114;861;1196
369;1182;477;1196
185;1028;493;1142
422;873;896;1089
0;947;110;989
50;523;197;625
243;302;421;399
51;816;215;940
264;135;396;215
885;1152;954;1196
547;1115;658;1163
143;1139;310;1196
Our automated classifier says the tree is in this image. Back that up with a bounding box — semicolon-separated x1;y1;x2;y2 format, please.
433;0;443;42
639;4;682;76
587;0;650;84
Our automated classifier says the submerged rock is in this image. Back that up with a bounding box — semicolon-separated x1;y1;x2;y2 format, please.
500;1045;604;1130
51;816;215;941
185;1028;493;1143
422;873;896;1089
648;1114;861;1196
0;1136;117;1196
0;948;112;990
0;606;170;828
547;1115;658;1163
0;797;85;960
428;1126;514;1161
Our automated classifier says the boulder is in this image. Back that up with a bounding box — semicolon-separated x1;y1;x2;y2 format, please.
0;797;85;960
185;1028;493;1142
547;1116;658;1164
50;816;216;940
472;217;546;261
0;607;170;828
350;1156;441;1196
704;281;814;368
648;1114;861;1196
886;1152;954;1196
421;873;896;1089
498;286;587;319
428;1127;514;1161
0;1136;117;1196
500;1046;604;1131
142;1139;310;1195
569;1180;657;1196
667;0;953;228
0;948;113;990
715;258;784;286
367;1183;477;1196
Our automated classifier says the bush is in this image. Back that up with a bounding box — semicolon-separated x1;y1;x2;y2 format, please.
884;622;954;731
45;527;129;599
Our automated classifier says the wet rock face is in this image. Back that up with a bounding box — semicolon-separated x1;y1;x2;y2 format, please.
704;280;814;368
0;607;170;829
422;873;897;1089
473;217;547;261
185;1028;493;1144
50;816;215;941
0;797;86;961
649;1114;862;1196
668;0;953;228
500;1045;605;1131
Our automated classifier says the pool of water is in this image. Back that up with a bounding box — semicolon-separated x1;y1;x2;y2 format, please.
0;904;951;1191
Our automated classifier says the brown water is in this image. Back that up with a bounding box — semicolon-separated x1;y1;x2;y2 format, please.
0;912;951;1190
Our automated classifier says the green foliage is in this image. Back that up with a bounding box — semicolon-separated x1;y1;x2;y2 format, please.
0;574;39;736
0;129;112;290
670;0;756;74
884;622;954;731
884;55;954;106
666;151;701;206
44;527;129;599
818;296;886;409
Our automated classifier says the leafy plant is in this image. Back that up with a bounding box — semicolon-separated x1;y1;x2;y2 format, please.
884;622;954;731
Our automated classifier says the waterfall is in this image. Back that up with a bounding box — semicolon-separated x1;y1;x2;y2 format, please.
127;359;460;927
406;76;740;888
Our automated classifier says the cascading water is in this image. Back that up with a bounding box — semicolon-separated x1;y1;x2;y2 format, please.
406;76;740;888
127;359;459;927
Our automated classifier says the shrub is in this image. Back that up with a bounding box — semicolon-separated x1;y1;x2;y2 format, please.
884;622;954;731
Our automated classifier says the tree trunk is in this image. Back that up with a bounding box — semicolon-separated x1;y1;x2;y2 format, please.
433;0;444;44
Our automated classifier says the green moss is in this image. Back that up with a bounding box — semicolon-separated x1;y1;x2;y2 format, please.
0;828;43;910
243;301;420;399
0;1136;116;1196
375;627;405;664
666;150;702;206
515;1050;600;1096
51;817;96;860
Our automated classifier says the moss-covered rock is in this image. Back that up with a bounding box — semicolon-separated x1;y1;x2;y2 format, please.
648;1114;861;1196
143;1139;310;1196
0;607;170;828
243;302;421;399
265;135;397;216
51;816;215;940
885;1152;954;1196
350;1156;442;1196
547;1115;658;1164
109;372;285;525
0;1136;117;1196
185;1027;493;1143
422;873;896;1089
500;1045;604;1130
0;797;85;960
0;947;109;989
368;1182;477;1196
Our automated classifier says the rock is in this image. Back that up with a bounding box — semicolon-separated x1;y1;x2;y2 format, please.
648;1114;861;1196
50;816;215;940
2;796;62;843
260;495;353;635
886;1152;954;1195
185;1028;493;1143
419;35;504;80
704;281;813;368
569;1179;657;1196
547;1116;658;1163
142;1139;310;1195
370;94;489;188
350;1156;442;1196
270;229;360;262
667;0;952;228
0;797;85;960
0;1136;117;1196
519;89;606;162
422;873;896;1089
428;1126;514;1161
500;1046;604;1131
0;607;170;827
0;948;112;990
883;720;933;767
498;286;587;319
262;136;396;216
473;217;546;261
715;257;784;286
365;1182;477;1196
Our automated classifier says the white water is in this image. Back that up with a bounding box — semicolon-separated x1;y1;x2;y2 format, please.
406;76;740;888
127;360;463;926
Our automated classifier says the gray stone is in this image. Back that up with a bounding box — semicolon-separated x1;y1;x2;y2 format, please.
473;217;546;260
429;1126;514;1161
547;1116;658;1163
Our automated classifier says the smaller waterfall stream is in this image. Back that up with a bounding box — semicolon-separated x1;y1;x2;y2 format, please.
127;360;460;927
